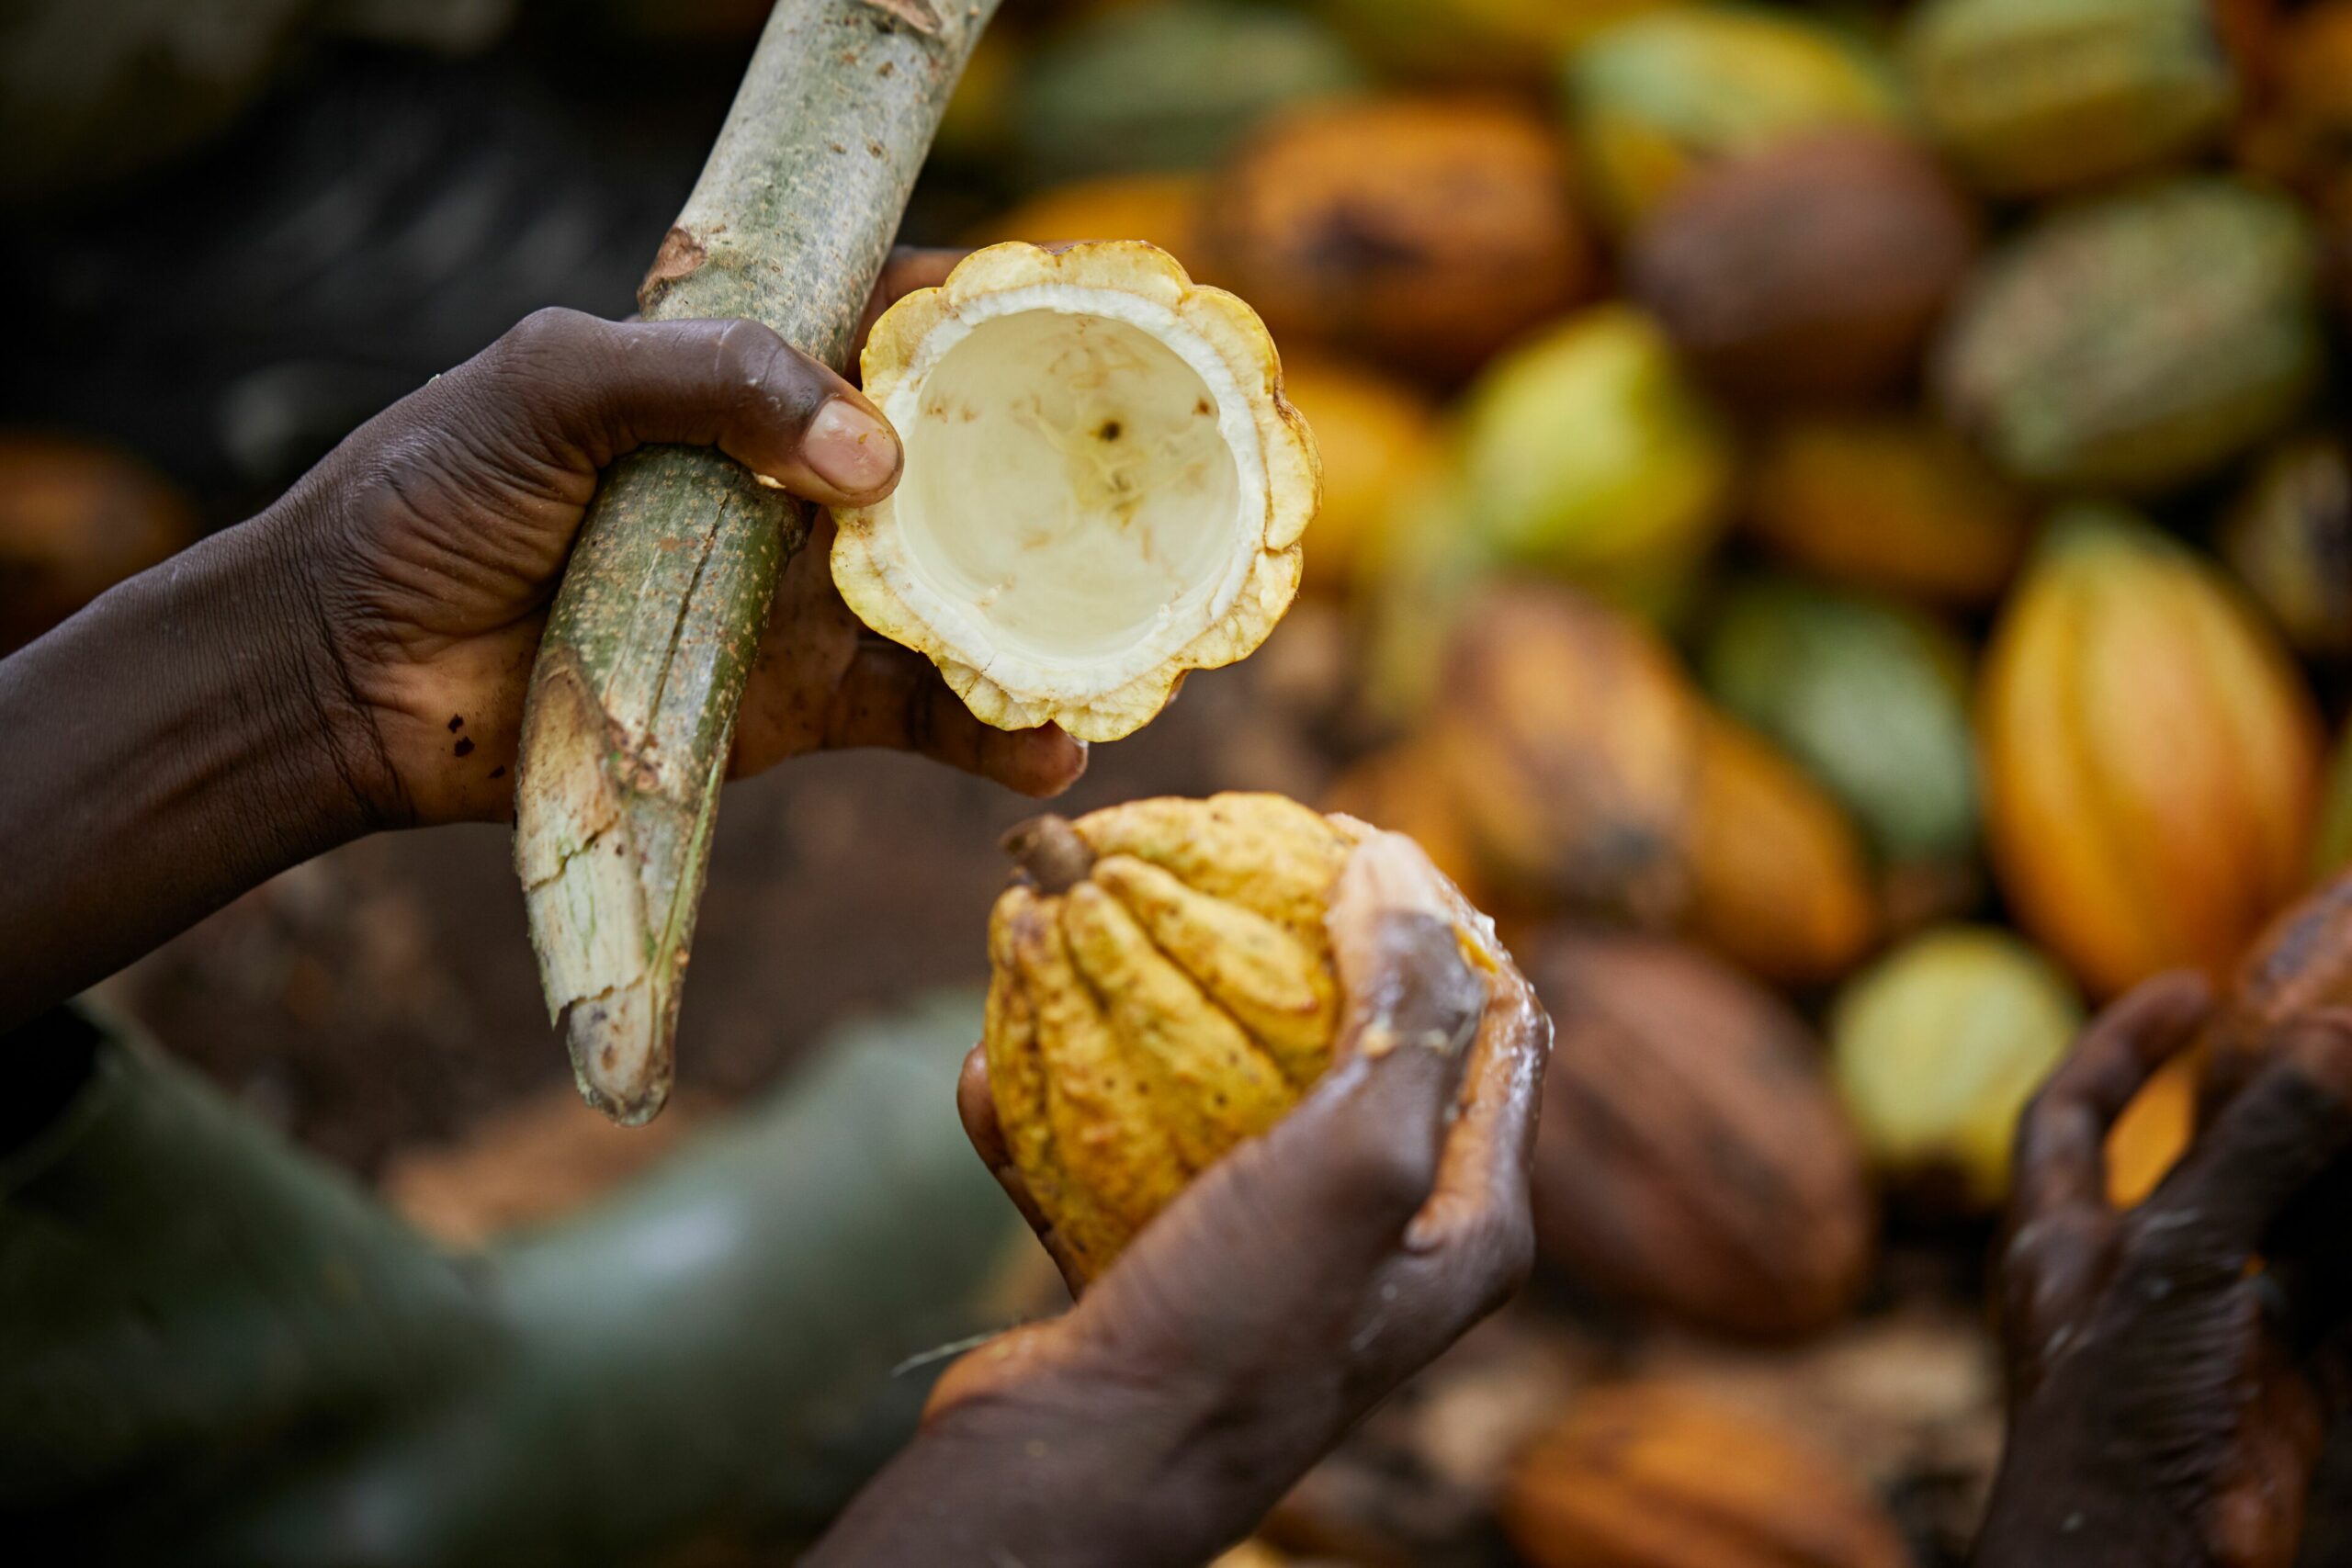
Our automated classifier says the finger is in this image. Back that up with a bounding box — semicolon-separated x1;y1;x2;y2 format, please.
1409;952;1550;1270
1328;830;1487;1057
956;1045;1090;1296
1240;900;1486;1266
477;307;903;506
2010;972;2213;1224
2133;1012;2352;1272
820;641;1088;798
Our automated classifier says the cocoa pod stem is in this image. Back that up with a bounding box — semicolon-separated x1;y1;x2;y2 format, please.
1003;816;1096;894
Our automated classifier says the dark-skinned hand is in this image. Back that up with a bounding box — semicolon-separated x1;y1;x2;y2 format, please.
273;246;1084;827
806;831;1553;1568
1976;973;2352;1568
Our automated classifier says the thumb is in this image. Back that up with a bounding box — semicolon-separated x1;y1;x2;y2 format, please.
473;307;904;505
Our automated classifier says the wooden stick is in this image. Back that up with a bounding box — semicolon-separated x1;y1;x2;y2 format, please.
513;0;1001;1124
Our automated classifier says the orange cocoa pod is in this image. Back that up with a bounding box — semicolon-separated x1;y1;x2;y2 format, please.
1430;583;1702;925
1204;96;1598;379
1501;1382;1912;1568
1323;741;1489;910
1527;931;1872;1340
971;172;1210;269
1979;507;2323;998
1749;413;2031;610
1683;712;1878;989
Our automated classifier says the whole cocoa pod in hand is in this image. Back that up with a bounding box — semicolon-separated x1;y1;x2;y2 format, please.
984;792;1512;1281
1527;931;1872;1340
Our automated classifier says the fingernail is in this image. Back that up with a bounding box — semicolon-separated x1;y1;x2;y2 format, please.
806;399;900;493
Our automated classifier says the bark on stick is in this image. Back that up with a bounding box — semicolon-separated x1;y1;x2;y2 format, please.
514;0;1001;1124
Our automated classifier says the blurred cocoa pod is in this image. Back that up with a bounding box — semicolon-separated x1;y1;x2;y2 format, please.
1527;931;1872;1341
1980;508;2322;998
1275;356;1441;598
2318;726;2352;879
1936;177;2322;495
1749;413;2031;610
1899;0;2236;197
971;173;1209;269
1322;741;1489;911
1701;577;1978;870
1456;306;1735;615
1682;712;1878;990
1313;0;1667;82
1563;5;1905;234
1430;584;1702;925
2220;434;2352;660
0;434;197;652
1626;130;1981;406
2235;0;2352;195
1013;0;1368;182
1830;926;2084;1209
1500;1382;1911;1568
2105;1050;2199;1209
1204;96;1596;379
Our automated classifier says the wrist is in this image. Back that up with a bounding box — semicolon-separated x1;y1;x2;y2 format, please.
1973;1438;2208;1568
243;491;412;833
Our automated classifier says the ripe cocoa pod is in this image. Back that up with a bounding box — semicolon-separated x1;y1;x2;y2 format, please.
1431;583;1702;924
2319;728;2352;878
1502;1382;1911;1568
1275;356;1441;597
1684;712;1878;989
1749;413;2030;609
1980;509;2323;998
2221;435;2352;660
1204;96;1597;379
1528;931;1871;1340
1831;926;2085;1207
2235;0;2352;196
982;793;1509;1281
1563;5;1906;234
1700;577;1978;868
1457;306;1735;613
1899;0;2236;197
972;173;1209;271
1626;130;1981;405
1317;0;1668;81
1936;177;2323;495
1014;0;1367;182
0;434;197;650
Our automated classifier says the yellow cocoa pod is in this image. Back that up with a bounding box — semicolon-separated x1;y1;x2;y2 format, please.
1979;508;2323;998
1684;712;1878;988
984;793;1491;1280
1830;926;2084;1207
1276;355;1442;598
969;172;1210;271
1502;1382;1912;1568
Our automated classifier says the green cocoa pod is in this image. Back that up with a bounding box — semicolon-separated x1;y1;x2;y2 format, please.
1936;178;2322;495
1562;4;1907;233
1701;576;1979;865
1015;0;1368;183
1455;305;1736;617
1900;0;2236;197
2222;435;2352;660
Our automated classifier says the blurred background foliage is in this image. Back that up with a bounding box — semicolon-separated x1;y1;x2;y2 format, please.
17;1;2352;1563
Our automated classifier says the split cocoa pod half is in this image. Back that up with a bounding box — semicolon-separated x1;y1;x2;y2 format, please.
981;792;1519;1282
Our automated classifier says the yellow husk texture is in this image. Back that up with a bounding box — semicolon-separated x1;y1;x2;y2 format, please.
984;794;1350;1278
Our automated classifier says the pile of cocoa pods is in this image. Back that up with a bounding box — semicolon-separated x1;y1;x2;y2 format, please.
948;2;2352;1563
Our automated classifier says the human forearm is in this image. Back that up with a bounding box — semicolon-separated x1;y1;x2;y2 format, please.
0;506;388;1026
